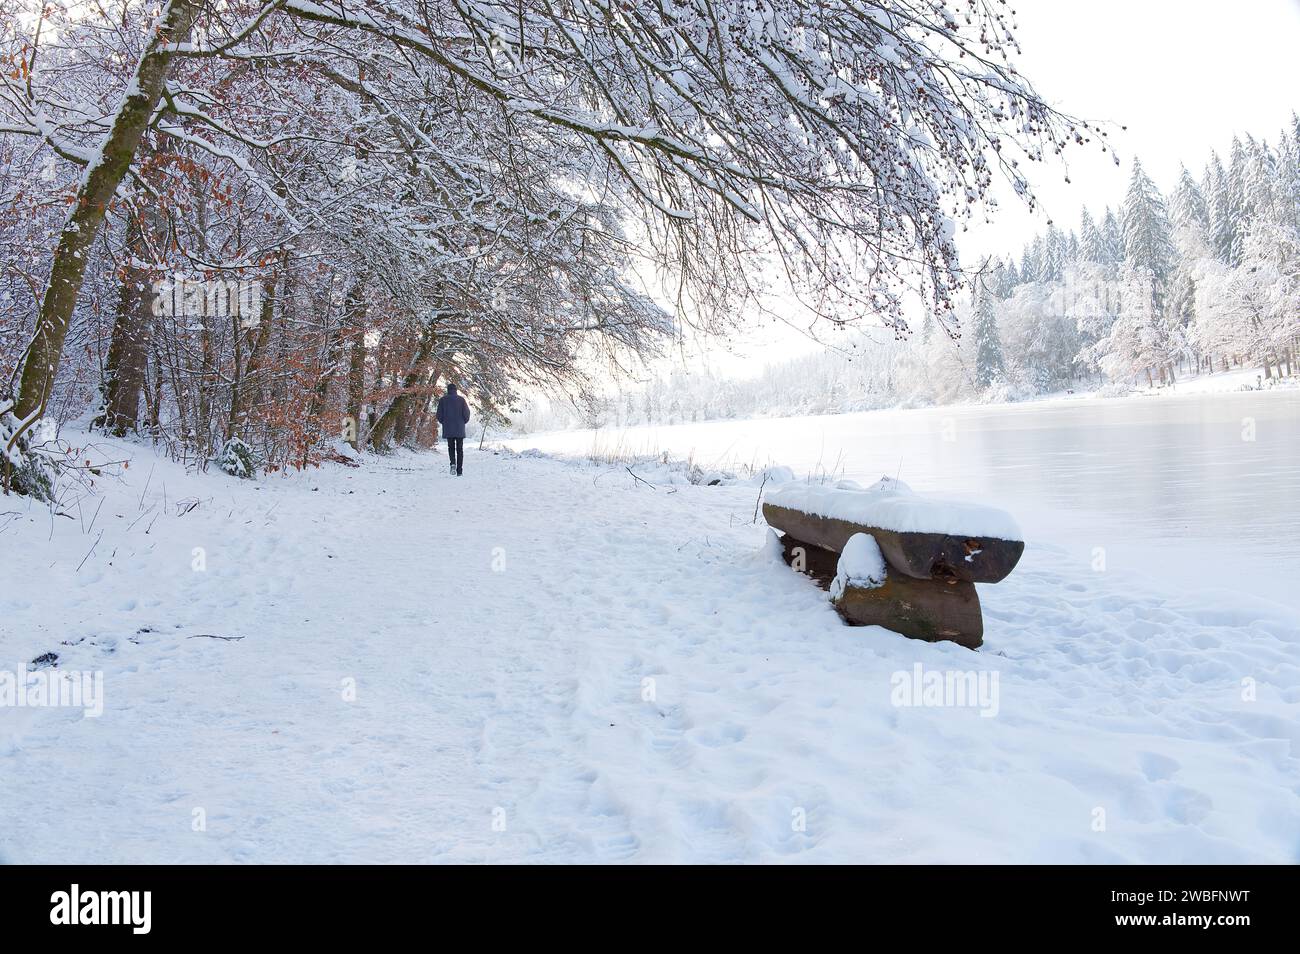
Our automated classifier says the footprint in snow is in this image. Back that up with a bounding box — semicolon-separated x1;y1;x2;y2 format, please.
1138;751;1181;782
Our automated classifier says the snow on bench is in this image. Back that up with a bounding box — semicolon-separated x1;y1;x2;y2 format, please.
763;476;1024;584
763;477;1025;649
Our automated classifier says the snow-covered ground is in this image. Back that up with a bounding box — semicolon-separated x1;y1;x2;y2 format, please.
1042;366;1290;401
1129;366;1290;397
2;426;1298;863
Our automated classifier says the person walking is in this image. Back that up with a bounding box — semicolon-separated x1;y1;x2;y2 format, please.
435;383;471;476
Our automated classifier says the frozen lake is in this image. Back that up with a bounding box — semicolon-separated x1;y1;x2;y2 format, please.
509;390;1300;612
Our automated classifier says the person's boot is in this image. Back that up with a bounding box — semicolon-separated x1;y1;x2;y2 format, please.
449;462;456;475
456;468;463;476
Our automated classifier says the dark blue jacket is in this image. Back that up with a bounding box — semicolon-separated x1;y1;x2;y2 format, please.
436;385;470;439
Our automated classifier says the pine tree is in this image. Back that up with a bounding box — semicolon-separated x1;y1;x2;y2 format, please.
986;257;1013;298
1042;225;1066;282
1171;164;1210;235
973;276;1006;389
1019;239;1041;285
1230;136;1272;250
1289;114;1300;218
1168;168;1210;342
1205;153;1236;265
1244;137;1280;232
1100;207;1124;268
1089;265;1175;384
1275;120;1300;232
1004;257;1021;289
1226;138;1249;265
1079;208;1106;265
1168;267;1198;333
993;122;1299;388
1121;159;1176;308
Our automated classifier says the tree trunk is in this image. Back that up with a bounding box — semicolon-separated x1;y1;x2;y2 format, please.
344;279;367;449
95;210;154;436
235;266;280;439
12;1;198;435
394;370;435;446
368;323;437;450
145;338;163;437
197;307;215;453
301;306;345;466
226;308;244;442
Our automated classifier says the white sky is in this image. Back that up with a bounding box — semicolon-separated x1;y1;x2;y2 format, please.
668;0;1300;380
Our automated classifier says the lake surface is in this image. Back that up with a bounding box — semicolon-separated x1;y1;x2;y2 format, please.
509;390;1300;611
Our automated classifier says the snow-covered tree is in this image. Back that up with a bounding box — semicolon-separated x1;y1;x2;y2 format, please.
1121;159;1176;310
993;118;1295;392
1042;225;1067;283
1171;165;1211;236
1166;167;1213;341
1226;139;1252;266
1274;116;1300;232
1065;262;1119;375
1196;223;1300;372
1078;208;1105;264
1003;258;1021;290
1100;207;1125;271
973;277;1006;389
1084;265;1177;385
1205;152;1237;266
1;0;1111;479
998;281;1080;391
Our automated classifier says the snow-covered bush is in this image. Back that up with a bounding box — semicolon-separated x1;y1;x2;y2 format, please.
216;437;257;479
0;399;57;502
980;373;1036;405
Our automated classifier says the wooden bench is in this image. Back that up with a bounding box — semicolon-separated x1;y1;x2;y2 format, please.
763;478;1025;649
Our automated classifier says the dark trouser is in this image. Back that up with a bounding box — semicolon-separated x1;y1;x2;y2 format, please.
446;437;464;473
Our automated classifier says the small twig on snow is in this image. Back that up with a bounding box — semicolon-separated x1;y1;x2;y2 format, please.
751;473;769;524
87;497;105;534
76;530;103;571
626;466;657;490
